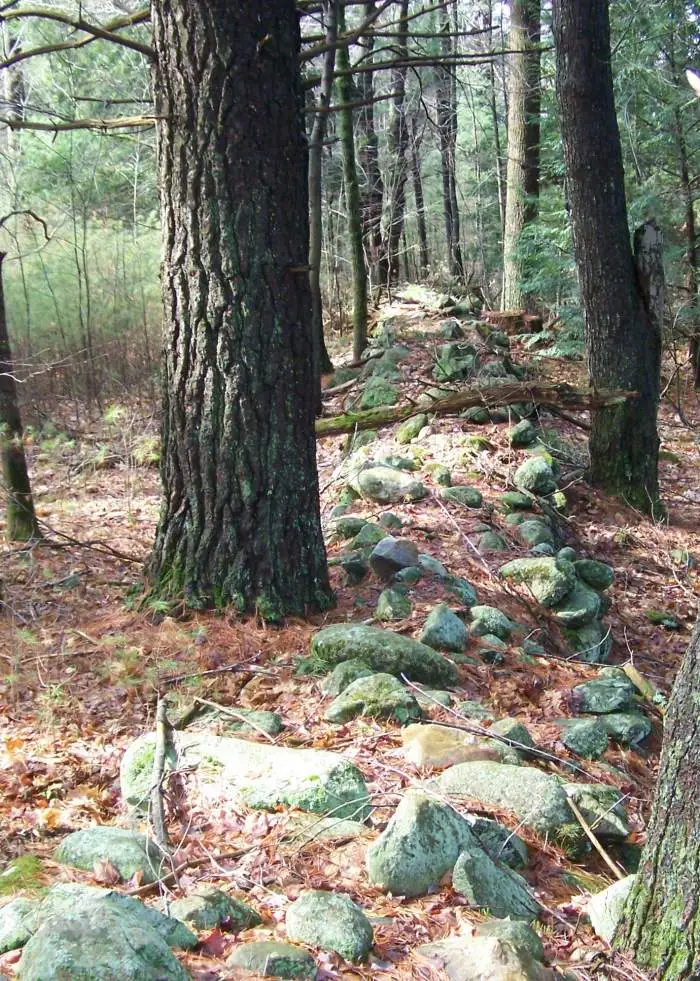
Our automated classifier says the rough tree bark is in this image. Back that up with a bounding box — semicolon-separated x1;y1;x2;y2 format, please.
148;0;333;618
615;615;700;979
502;0;540;310
308;0;338;379
0;252;40;542
357;2;385;290
409;115;429;277
553;0;661;514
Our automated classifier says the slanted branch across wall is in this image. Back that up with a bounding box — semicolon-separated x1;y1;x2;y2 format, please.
315;381;638;438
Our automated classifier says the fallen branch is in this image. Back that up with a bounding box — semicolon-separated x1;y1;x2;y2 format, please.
566;793;626;881
315;382;638;438
149;699;172;853
126;849;248;898
622;662;667;716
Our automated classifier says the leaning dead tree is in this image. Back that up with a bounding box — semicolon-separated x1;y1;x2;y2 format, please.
315;381;638;437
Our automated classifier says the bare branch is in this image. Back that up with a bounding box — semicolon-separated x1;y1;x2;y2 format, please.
0;114;160;131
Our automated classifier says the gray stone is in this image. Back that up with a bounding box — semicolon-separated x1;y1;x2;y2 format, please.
462;406;491;424
509;420;538;448
413;688;453;711
455;700;494;722
331;516;367;540
501;491;532;512
0;898;37;953
564;784;629;840
338;552;369;585
227;941;317;978
438;318;464;339
210;707;282;737
516;520;556;549
360;356;401;381
310;623;458;686
420;604;468;652
286;890;373;963
122;731;370;821
489;719;534;751
452;846;540;920
376;587;412;621
322;659;373;696
366;791;473;897
440;486;483;508
351;523;386;549
369;537;420;579
471;606;514;641
418;553;449;578
587;875;636;942
445;576;478;607
513;458;557;496
355;467;427;504
499;557;576;607
572;670;637;713
54;828;164;885
530;543;555;557
440;762;573;837
393;565;422;585
563;621;613;663
466;816;529;870
169;888;260;933
550;580;601;627
378;511;403;530
557;547;577;563
380;454;420;472
474;920;544;962
558;719;609;759
417;932;556;981
325;673;422;724
573;559;615;591
599;712;652;746
478;532;509;553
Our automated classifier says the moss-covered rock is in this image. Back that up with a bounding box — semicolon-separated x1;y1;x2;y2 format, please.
515;519;556;548
310;623;458;686
470;606;514;641
325;673;422;724
440;485;483;508
499;557;575;607
564;784;629;839
478;531;509;553
376;586;412;621
350;523;386;549
563;621;613;663
599;712;652;746
322;659;373;696
452;845;541;920
396;414;428;444
0;899;37;954
587;875;636;942
445;575;478;607
465;816;529;870
366;792;473;896
353;466;427;504
394;565;422;585
359;379;399;409
550;580;601;627
573;559;615;591
509;420;538;448
418;553;448;578
500;491;532;512
169;888;261;933
286;890;373;963
513;458;557;496
54;828;164;885
420;604;468;652
572;670;637;714
558;719;609;760
227;941;317;979
330;515;367;541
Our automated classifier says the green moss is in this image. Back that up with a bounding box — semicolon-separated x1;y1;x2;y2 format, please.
0;855;43;896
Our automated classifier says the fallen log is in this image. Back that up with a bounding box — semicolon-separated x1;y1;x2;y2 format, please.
315;381;638;438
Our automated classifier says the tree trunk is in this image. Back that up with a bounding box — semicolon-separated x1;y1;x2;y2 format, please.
382;0;410;285
148;0;333;619
357;2;385;290
308;0;338;380
409;116;429;277
615;615;700;979
671;105;699;387
502;0;541;310
0;252;40;542
436;11;464;282
553;0;661;514
485;2;506;237
337;2;368;362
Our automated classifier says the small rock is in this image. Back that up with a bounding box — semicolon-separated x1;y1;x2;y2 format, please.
322;659;373;696
563;621;612;663
573;559;615;591
359;380;399;409
471;606;514;641
509;420;538;448
516;520;556;548
572;670;637;714
565;784;629;839
339;552;369;585
438;318;464;339
286;890;373;963
462;406;491;423
351;523;386;549
366;791;473;897
428;463;453;486
530;543;555;557
501;491;532;511
475;920;544;961
369;537;420;579
355;466;427;504
466;817;529;870
169;888;260;932
440;486;483;508
420;604;468;652
558;719;609;759
478;531;509;553
325;673;422;724
331;516;367;540
393;565;422;585
378;511;403;530
550;580;601;627
413;688;453;711
418;553;449;578
376;586;412;621
455;699;494;721
401;724;501;768
54;828;164;885
445;576;478;607
0;898;37;953
417;931;556;981
452;845;541;920
227;940;317;978
489;718;534;754
599;712;652;746
513;458;557;496
557;547;577;563
499;557;575;607
587;875;636;942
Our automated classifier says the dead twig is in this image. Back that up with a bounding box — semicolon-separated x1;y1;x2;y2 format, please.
149;698;172;854
566;793;626;882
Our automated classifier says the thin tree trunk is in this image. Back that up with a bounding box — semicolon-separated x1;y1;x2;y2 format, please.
502;0;541;310
382;0;410;285
308;0;337;381
357;2;385;290
615;615;700;979
337;1;368;362
486;3;506;236
671;104;699;386
0;252;40;542
553;0;661;514
436;9;464;281
148;0;333;618
409;116;429;277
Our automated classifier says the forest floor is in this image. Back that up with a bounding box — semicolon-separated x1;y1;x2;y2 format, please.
1;288;700;980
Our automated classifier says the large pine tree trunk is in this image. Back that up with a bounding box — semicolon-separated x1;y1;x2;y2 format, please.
553;0;661;513
148;0;333;618
502;0;540;310
615;616;700;979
